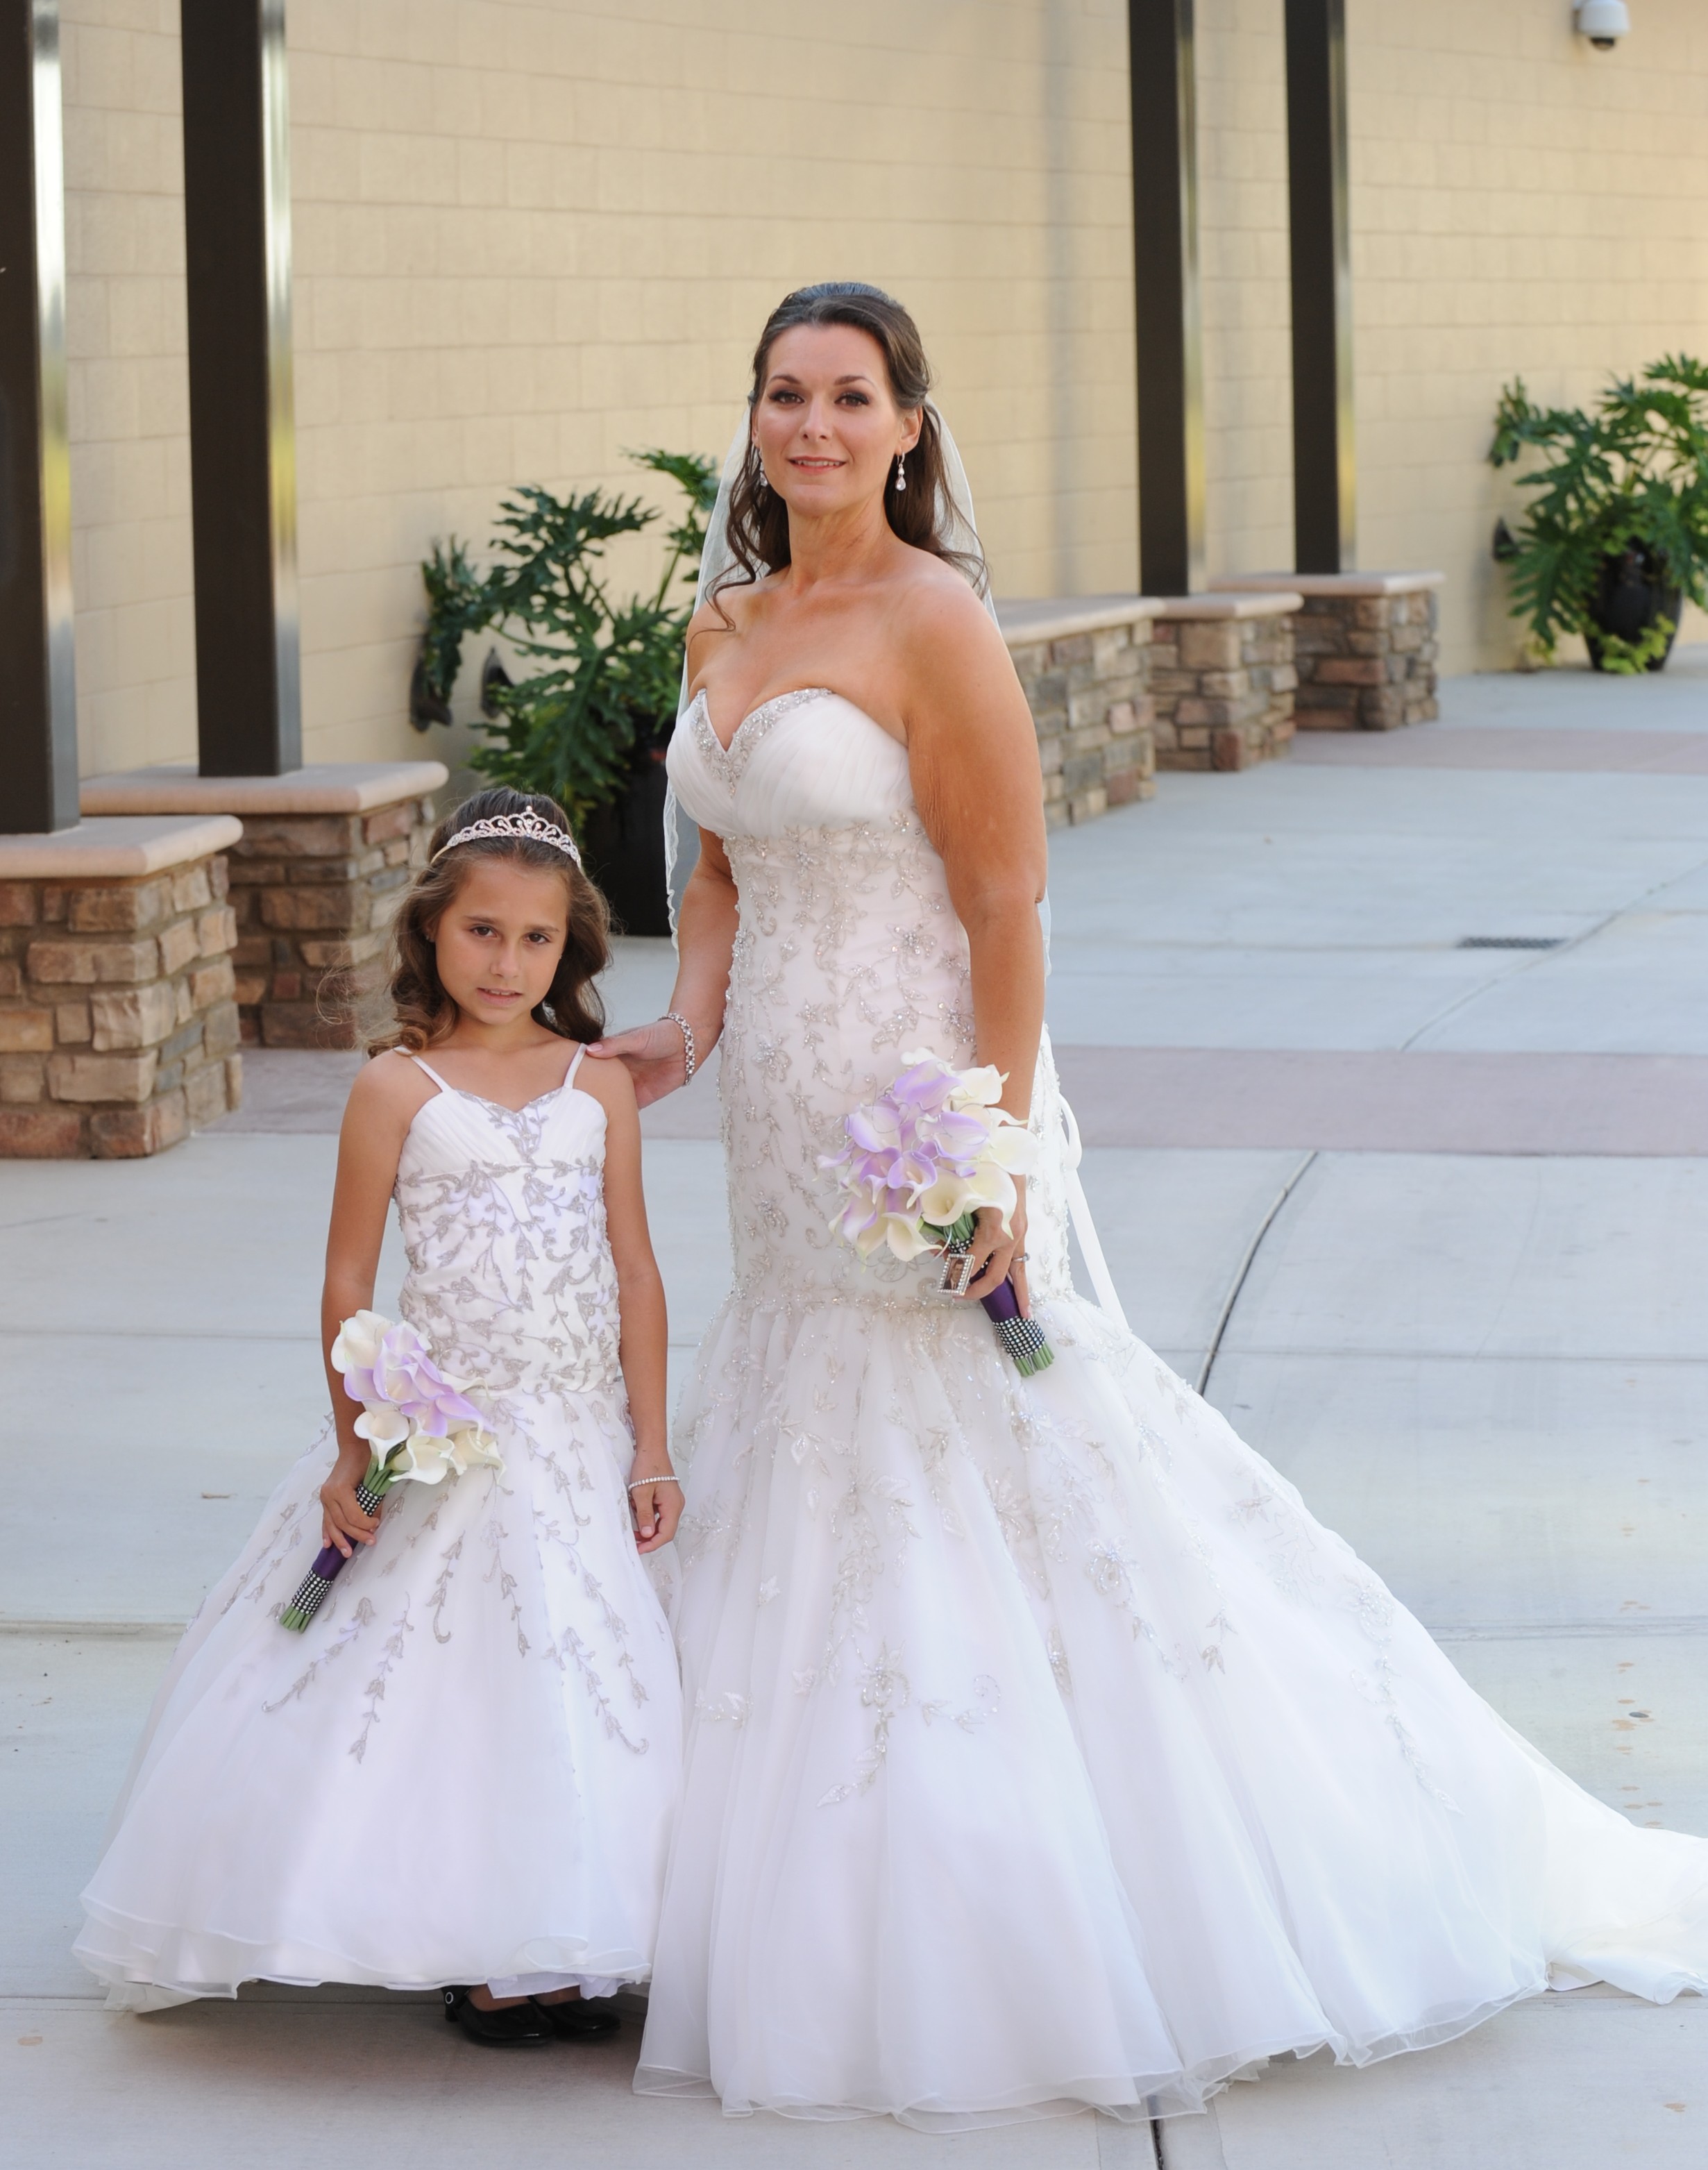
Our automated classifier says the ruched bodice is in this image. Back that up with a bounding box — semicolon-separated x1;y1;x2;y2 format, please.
667;684;1074;1310
394;1059;621;1399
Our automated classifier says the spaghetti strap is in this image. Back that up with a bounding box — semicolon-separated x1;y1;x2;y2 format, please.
407;1054;454;1094
564;1043;588;1091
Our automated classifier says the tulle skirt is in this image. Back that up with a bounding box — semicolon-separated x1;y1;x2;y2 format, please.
636;1290;1708;2128
76;1384;682;2010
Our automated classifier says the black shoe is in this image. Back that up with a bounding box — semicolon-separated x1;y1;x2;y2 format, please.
528;1993;622;2041
443;1986;554;2046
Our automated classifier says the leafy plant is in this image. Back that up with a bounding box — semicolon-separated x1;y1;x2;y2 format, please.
1488;355;1708;670
1592;614;1677;675
415;449;720;823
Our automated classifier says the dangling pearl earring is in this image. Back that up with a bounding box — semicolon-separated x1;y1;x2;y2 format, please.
895;451;907;494
752;444;768;497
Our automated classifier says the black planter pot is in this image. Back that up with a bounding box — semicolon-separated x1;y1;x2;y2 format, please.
580;750;673;937
1584;549;1682;673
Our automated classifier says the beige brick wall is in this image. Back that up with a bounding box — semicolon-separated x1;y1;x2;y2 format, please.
62;0;197;778
53;0;1708;773
286;0;1140;765
1199;0;1294;582
1348;0;1708;669
62;0;1144;775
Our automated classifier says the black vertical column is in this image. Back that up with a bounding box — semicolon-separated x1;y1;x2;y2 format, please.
0;0;78;833
1285;0;1356;573
181;0;300;775
1128;0;1206;596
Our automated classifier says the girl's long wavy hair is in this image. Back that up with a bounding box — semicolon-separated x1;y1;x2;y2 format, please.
716;281;986;607
371;788;609;1054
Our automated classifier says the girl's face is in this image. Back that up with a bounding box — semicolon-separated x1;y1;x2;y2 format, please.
432;858;570;1031
752;323;921;522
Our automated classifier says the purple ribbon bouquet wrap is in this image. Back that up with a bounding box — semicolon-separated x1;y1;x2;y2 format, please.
822;1050;1054;1376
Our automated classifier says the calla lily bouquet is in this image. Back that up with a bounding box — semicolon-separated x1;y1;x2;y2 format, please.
823;1050;1054;1376
280;1313;503;1633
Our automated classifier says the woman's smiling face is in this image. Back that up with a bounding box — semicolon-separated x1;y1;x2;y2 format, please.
752;323;921;521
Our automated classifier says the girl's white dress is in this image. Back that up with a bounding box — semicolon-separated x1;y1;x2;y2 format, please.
76;1048;682;2009
638;684;1708;2129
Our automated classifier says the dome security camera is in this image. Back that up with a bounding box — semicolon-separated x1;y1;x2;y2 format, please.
1576;0;1630;47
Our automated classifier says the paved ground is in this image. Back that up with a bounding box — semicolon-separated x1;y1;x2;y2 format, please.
5;655;1707;2166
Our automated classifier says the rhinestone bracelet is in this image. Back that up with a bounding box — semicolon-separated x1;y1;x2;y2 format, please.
663;1011;696;1084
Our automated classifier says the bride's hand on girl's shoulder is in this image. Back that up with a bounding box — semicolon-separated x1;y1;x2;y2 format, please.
586;1018;692;1107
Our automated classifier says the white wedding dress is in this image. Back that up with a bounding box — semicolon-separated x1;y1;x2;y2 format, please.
638;683;1708;2128
76;1050;682;2008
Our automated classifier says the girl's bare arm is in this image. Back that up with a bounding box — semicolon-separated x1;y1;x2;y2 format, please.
318;1057;423;1554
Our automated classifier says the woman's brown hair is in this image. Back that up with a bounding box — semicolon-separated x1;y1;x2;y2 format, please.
371;787;609;1054
716;281;986;604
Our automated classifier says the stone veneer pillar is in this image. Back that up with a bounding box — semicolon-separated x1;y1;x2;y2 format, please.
81;762;447;1049
0;815;244;1157
997;598;1160;828
1149;593;1302;771
1209;571;1443;730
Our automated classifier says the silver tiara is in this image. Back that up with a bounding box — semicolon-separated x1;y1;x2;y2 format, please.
432;808;582;866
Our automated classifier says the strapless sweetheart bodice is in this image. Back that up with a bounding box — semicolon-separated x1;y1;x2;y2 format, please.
666;684;1074;1312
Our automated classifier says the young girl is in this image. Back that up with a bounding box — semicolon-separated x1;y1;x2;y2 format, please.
76;789;684;2046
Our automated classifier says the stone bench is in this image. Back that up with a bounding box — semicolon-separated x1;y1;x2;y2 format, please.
1151;592;1301;771
997;597;1161;829
81;762;447;1049
0;816;244;1157
1209;571;1442;731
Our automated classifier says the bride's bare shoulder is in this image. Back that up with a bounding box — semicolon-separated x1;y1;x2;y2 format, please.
888;550;1007;666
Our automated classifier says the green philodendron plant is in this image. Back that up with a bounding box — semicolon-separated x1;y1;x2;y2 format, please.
414;449;720;824
1488;355;1708;673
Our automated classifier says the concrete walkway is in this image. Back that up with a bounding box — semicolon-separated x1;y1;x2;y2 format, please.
5;658;1707;2165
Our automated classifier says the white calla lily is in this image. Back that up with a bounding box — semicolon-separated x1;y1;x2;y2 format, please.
330;1309;391;1374
958;1166;1019;1229
443;1420;505;1476
353;1403;412;1451
949;1064;1006;1109
984;1125;1040;1175
882;1215;938;1262
919;1172;977;1226
389;1431;455;1486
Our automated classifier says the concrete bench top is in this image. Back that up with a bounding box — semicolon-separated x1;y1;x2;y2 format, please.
0;814;244;879
1151;589;1303;620
996;595;1165;647
81;760;448;818
1209;570;1445;597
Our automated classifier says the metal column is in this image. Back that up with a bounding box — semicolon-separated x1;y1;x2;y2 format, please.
0;0;77;833
1128;0;1206;597
1285;0;1356;572
180;0;300;775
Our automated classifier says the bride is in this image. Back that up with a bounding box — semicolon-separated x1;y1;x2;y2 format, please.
590;281;1708;2129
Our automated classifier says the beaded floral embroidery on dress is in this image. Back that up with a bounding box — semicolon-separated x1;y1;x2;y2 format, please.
76;1066;684;2010
636;682;1708;2128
